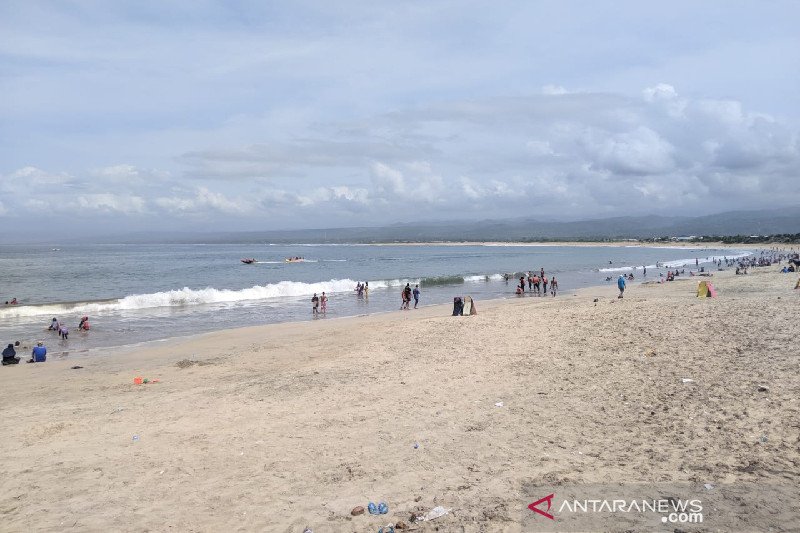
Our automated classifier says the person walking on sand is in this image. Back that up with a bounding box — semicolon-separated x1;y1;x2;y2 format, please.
542;275;548;295
617;274;626;299
320;292;327;314
311;293;319;316
412;285;420;308
550;277;558;297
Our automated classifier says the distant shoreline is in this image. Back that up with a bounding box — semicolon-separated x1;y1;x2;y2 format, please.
364;241;762;248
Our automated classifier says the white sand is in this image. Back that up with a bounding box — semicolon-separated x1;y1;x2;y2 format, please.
1;267;798;531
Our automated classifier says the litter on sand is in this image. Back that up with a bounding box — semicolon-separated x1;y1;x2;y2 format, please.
421;506;450;521
681;378;694;384
495;401;504;407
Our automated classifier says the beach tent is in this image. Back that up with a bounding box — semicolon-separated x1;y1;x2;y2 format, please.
462;296;478;315
697;281;717;298
453;296;478;316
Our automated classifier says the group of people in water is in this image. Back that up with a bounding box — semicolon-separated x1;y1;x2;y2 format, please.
311;293;327;316
2;316;91;366
510;268;559;297
400;283;421;310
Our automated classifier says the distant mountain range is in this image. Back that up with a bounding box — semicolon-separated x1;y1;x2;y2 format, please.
2;208;797;245
109;207;799;244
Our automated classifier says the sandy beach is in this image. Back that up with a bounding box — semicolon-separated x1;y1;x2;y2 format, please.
1;267;798;532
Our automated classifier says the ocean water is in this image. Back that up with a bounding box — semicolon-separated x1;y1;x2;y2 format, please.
0;243;751;358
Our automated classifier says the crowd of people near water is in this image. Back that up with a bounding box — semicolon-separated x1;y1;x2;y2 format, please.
2;315;90;366
505;267;559;297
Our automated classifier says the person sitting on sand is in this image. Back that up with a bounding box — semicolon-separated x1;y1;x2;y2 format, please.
29;342;47;363
2;343;20;365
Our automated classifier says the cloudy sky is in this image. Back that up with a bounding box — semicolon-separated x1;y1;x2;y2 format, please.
1;1;799;235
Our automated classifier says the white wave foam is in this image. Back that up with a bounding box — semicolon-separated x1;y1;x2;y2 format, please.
598;251;753;273
0;279;361;318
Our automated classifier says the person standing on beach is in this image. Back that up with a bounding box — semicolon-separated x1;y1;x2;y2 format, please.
320;292;327;314
311;293;319;316
617;275;626;299
519;276;526;293
551;277;558;297
413;285;420;308
542;275;548;295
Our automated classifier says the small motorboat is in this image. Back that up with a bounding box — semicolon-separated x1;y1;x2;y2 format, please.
241;258;256;264
285;257;305;263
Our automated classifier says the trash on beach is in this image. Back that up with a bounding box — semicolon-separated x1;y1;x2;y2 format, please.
421;506;450;521
495;401;504;407
681;378;695;384
413;442;419;449
302;528;313;533
757;385;769;392
394;521;407;529
133;377;160;385
703;483;715;491
70;365;83;369
351;506;365;516
378;525;395;533
759;435;768;443
369;502;388;515
132;435;140;442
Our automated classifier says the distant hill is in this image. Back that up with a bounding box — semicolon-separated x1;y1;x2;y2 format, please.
3;208;797;244
108;207;799;244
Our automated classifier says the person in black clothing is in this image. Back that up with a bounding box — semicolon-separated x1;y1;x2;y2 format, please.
2;343;20;365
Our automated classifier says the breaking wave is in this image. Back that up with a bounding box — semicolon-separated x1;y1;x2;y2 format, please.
0;272;510;318
597;251;752;273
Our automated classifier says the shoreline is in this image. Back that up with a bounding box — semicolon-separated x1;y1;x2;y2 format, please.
21;270;714;362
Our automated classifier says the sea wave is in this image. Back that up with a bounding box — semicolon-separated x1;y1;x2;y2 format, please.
598;251;752;272
0;279;362;318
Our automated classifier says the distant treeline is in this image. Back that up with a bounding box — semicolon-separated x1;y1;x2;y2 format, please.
685;234;800;244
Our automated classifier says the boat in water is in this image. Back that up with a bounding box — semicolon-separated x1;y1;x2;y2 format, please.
241;258;256;264
285;257;305;263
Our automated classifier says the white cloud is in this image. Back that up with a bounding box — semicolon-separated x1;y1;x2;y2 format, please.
76;194;148;215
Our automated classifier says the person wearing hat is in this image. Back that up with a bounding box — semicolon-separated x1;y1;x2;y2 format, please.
28;342;47;363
